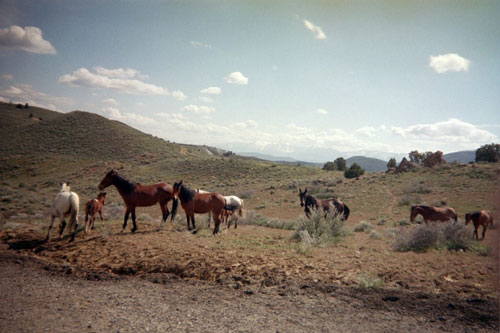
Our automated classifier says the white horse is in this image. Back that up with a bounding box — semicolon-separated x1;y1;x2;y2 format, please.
45;182;80;242
223;195;244;229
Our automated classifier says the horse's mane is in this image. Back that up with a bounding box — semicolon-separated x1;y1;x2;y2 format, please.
305;194;318;207
471;211;481;219
179;184;196;203
113;172;136;194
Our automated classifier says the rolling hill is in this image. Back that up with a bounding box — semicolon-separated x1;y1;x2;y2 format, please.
346;156;387;172
443;150;475;164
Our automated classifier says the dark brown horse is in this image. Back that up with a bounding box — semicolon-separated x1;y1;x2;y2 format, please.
298;188;350;220
465;210;494;240
410;205;457;224
98;170;178;232
172;181;225;235
84;192;106;234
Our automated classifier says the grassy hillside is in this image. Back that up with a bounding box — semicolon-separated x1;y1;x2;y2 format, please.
346;156;387;172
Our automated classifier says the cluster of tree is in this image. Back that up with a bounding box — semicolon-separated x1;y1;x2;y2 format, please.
322;157;346;171
344;163;365;179
475;143;500;163
407;150;445;168
15;103;29;109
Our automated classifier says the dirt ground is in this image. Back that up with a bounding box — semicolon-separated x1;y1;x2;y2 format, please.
0;219;498;332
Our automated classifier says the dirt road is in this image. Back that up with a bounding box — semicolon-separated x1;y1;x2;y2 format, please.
1;250;497;333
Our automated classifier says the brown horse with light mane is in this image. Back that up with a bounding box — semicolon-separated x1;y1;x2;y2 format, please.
299;188;350;220
84;192;106;234
410;205;457;224
98;170;177;232
173;181;225;235
465;210;493;240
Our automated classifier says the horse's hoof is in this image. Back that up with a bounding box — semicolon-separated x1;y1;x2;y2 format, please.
131;228;137;233
192;229;197;234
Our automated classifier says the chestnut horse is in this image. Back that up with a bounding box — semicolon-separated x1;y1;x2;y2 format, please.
465;210;494;240
298;188;350;220
84;192;106;234
173;181;225;235
410;205;457;224
98;170;178;232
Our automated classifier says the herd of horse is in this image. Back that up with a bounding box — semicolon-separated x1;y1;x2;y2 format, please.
45;170;494;243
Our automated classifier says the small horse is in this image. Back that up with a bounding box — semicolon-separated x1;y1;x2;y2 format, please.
45;182;80;242
173;181;225;235
298;188;350;220
410;205;457;224
465;210;494;240
98;170;178;232
84;192;106;234
223;195;244;229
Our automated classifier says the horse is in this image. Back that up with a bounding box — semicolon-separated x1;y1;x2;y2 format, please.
410;205;457;224
298;188;350;220
173;181;225;235
465;210;494;240
84;192;106;234
223;195;244;229
98;170;178;232
45;182;80;242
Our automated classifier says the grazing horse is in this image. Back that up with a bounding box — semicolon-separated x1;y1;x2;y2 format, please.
173;181;225;235
98;170;178;232
298;188;350;220
45;182;80;242
410;205;457;224
465;210;494;240
84;192;106;234
223;195;244;229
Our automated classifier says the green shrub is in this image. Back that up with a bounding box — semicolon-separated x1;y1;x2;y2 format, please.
353;221;374;232
292;208;346;246
357;273;384;289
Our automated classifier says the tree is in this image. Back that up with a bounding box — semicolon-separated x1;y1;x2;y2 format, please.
344;163;365;179
409;150;425;164
475;143;500;163
322;161;337;171
387;158;397;169
334;157;347;171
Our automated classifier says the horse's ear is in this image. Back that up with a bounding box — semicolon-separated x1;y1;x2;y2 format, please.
299;188;301;193
304;188;307;194
179;180;183;185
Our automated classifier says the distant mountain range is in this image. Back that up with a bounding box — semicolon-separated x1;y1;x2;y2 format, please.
345;156;387;172
443;151;475;164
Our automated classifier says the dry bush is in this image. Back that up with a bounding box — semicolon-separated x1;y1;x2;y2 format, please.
353;221;374;232
292;208;346;246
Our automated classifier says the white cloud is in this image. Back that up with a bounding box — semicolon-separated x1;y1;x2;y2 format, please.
171;90;187;101
182;104;215;114
224;72;248;85
199;96;213;103
60;67;186;100
101;107;156;126
200;86;222;95
2;74;14;80
0;84;74;111
94;67;143;79
303;19;327;40
0;25;56;54
316;108;328;115
190;41;213;49
429;53;470;74
102;98;119;106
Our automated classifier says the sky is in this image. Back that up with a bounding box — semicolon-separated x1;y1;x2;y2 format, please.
1;0;499;162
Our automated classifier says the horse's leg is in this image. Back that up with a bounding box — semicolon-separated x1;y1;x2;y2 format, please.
482;224;488;240
123;209;131;231
58;217;67;238
207;211;211;228
186;215;192;231
234;217;238;229
131;209;137;233
99;209;104;222
45;215;56;242
473;227;478;240
69;214;78;243
191;215;197;234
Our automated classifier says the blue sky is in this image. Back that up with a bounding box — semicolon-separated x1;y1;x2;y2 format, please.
1;0;499;162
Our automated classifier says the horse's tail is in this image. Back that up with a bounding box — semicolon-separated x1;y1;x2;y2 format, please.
238;199;244;217
85;200;93;221
489;212;494;227
171;197;178;222
69;193;80;228
342;204;350;221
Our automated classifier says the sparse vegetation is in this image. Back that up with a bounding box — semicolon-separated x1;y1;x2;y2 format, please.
357;273;384;289
353;221;374;232
292;208;346;245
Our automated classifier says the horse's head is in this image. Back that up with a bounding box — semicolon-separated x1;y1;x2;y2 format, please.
97;192;107;204
172;180;183;198
299;188;307;207
465;213;472;225
410;205;417;221
60;182;71;192
98;170;115;190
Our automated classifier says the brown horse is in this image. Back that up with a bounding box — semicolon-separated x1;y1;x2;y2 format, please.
465;210;494;240
98;170;178;232
84;192;106;234
410;205;457;224
298;188;350;220
173;181;225;235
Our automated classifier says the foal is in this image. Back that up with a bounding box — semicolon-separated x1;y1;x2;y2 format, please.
84;192;106;234
465;210;494;240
